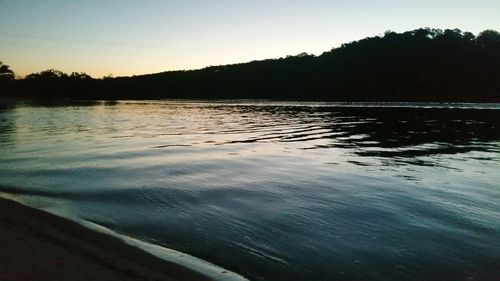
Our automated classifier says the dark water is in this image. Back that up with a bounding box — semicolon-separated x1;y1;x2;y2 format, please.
1;101;499;281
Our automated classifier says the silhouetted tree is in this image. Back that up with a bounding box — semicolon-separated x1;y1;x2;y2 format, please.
3;28;500;102
25;69;68;80
476;30;500;48
0;61;15;81
70;72;92;79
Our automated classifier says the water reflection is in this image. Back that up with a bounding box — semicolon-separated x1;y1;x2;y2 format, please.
193;104;500;166
0;101;499;281
0;104;17;146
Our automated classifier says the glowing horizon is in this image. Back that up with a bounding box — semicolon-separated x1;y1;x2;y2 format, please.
1;0;499;78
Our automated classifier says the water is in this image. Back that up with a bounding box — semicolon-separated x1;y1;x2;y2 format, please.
1;101;499;281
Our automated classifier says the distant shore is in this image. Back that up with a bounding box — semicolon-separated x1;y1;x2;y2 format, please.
0;196;248;281
1;29;498;103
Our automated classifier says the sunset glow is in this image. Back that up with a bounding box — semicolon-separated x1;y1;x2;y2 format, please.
1;0;499;77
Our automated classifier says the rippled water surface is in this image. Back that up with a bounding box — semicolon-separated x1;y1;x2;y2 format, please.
1;101;499;281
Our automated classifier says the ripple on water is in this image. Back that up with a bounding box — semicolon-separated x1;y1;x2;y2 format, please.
0;101;499;281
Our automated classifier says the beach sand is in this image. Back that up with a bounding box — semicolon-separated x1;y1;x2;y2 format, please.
0;197;244;281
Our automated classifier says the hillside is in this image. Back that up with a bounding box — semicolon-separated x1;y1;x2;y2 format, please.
2;28;500;102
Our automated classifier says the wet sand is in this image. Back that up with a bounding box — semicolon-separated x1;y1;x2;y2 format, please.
0;197;245;281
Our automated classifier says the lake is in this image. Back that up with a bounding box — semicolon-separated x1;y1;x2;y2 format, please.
0;101;499;281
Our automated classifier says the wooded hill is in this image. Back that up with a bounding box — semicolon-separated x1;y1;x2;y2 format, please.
2;28;499;102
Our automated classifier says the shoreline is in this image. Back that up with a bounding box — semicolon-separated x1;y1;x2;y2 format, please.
0;196;248;281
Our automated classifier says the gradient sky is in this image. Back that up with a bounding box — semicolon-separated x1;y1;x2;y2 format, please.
1;0;499;78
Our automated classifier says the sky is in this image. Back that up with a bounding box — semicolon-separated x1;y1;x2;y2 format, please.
1;0;499;78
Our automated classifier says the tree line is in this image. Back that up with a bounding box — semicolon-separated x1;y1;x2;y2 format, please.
1;28;499;102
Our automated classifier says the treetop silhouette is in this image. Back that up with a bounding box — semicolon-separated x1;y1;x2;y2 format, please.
2;28;499;102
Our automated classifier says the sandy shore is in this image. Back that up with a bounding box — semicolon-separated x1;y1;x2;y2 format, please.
0;197;247;281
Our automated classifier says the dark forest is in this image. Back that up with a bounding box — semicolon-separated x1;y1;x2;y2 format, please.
1;28;499;102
